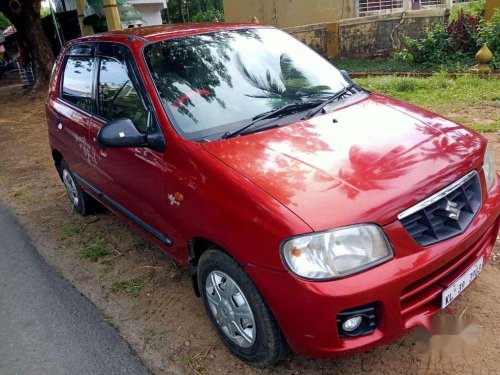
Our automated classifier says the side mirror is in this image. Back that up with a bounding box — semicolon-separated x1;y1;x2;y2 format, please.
97;118;147;149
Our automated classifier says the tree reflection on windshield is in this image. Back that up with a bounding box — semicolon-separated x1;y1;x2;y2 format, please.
144;28;347;139
235;53;331;102
146;31;235;123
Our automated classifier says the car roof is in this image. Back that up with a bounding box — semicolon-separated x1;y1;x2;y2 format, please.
76;23;268;44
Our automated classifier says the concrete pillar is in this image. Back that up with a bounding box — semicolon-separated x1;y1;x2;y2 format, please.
326;22;340;60
75;0;94;36
103;0;122;31
403;0;412;11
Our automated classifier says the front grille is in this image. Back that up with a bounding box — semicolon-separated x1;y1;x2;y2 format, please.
399;171;481;246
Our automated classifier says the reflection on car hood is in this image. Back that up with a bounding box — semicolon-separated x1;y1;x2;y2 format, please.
202;94;484;231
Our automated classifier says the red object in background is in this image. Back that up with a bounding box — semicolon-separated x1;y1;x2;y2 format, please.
45;24;500;361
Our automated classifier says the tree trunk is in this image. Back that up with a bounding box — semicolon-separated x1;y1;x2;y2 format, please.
0;0;55;91
179;0;185;22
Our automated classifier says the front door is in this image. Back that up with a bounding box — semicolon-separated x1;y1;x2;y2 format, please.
85;42;172;248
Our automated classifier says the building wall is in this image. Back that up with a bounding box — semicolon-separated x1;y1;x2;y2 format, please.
285;23;330;56
484;0;500;20
284;9;448;59
223;0;355;28
131;3;164;25
126;0;166;25
338;9;448;58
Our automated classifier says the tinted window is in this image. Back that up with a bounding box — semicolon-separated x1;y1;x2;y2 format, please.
61;56;95;113
98;45;148;132
144;28;349;139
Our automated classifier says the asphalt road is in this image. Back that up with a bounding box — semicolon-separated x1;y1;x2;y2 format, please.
0;202;149;375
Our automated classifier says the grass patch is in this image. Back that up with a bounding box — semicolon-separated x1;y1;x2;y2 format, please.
131;240;151;253
100;259;114;273
332;58;422;73
78;237;115;262
60;223;84;240
110;277;147;298
354;73;500;132
186;357;206;375
11;189;24;197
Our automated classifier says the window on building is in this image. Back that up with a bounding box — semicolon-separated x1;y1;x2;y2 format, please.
357;1;453;16
415;1;446;9
358;0;404;16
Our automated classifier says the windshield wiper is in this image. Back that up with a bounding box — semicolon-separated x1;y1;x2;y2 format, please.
221;101;322;139
302;83;360;120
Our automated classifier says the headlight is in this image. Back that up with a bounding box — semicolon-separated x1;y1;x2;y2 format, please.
281;224;393;280
483;144;496;191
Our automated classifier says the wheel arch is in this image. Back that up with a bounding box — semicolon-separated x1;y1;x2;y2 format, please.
188;236;242;297
51;148;64;177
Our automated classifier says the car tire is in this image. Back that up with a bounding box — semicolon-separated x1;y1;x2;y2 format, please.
197;248;288;367
60;160;96;216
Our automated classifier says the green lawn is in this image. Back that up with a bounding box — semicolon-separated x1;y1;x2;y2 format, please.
354;74;500;132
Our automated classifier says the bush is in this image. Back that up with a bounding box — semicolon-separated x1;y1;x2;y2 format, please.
404;24;451;64
478;9;500;70
449;0;485;19
394;24;474;70
191;9;225;23
448;10;480;54
394;4;500;71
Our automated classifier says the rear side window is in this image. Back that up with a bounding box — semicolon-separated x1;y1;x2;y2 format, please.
61;56;95;113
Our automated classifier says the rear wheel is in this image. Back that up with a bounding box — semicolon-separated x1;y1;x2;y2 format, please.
197;249;288;367
60;160;96;216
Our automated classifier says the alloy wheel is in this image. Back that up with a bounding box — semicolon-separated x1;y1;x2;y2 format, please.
205;270;256;348
62;169;79;207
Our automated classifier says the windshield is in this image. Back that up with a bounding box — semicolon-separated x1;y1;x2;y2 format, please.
144;28;350;140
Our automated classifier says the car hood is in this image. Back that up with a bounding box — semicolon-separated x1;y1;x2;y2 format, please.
202;94;484;231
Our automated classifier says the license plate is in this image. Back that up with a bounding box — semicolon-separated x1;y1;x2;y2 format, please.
441;257;483;309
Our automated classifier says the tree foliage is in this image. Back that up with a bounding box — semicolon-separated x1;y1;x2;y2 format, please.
161;0;224;23
0;11;11;29
191;9;224;23
40;7;51;18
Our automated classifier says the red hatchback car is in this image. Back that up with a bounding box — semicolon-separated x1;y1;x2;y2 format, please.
46;24;499;367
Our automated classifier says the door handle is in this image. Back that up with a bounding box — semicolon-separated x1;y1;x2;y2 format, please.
55;115;63;130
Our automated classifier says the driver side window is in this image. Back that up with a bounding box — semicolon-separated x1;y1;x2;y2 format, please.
98;45;148;132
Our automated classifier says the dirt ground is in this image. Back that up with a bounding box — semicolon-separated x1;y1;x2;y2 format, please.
0;81;499;375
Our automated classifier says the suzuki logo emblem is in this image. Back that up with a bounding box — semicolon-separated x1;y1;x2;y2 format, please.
443;200;461;221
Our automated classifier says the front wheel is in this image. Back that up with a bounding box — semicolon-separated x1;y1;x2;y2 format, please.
197;249;288;367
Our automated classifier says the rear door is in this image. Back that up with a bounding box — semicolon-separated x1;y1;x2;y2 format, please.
85;42;171;247
50;43;98;179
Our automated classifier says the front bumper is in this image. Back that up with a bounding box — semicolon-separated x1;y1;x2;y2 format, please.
245;177;500;358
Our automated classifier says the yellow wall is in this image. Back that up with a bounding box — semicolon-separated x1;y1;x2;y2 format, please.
485;0;500;20
223;0;355;28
